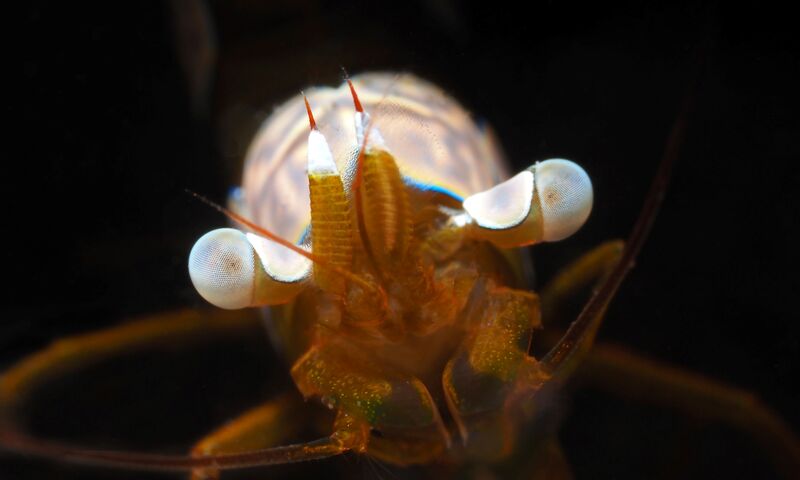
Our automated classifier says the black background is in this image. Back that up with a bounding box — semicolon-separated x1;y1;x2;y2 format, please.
1;1;798;479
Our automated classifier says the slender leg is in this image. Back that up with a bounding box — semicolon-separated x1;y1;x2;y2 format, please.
0;308;261;417
539;240;624;326
443;284;547;461
291;340;450;466
0;309;372;473
189;393;321;480
0;408;366;473
536;241;624;380
577;342;800;479
516;439;573;480
536;243;799;476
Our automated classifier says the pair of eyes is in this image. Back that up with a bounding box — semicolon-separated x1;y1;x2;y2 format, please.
188;157;592;310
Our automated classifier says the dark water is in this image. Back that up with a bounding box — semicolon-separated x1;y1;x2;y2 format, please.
2;2;798;479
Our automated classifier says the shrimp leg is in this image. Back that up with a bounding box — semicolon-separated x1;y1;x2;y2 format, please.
535;240;624;381
189;392;328;480
0;308;260;418
578;342;800;479
539;240;624;327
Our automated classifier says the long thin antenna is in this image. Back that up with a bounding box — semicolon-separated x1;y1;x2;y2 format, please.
187;191;385;298
0;428;346;472
541;58;699;375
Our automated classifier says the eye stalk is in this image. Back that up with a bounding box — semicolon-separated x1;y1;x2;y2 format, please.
462;158;593;247
535;158;593;241
188;228;309;309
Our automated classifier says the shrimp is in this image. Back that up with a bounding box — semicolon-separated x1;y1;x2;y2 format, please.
1;73;797;480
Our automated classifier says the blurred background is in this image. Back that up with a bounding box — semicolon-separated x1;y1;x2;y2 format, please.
1;1;798;479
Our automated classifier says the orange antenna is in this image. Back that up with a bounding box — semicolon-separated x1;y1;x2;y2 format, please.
541;69;696;375
187;190;385;299
302;93;317;131
349;76;376;192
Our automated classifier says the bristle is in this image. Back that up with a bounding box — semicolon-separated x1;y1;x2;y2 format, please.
303;94;317;131
187;190;386;301
347;79;364;113
188;190;320;264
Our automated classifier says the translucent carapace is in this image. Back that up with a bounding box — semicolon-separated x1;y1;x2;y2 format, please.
239;73;510;243
186;72;595;467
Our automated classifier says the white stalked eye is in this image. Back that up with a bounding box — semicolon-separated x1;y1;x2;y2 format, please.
461;170;538;248
189;228;256;309
460;158;592;247
463;171;534;230
244;233;311;286
189;228;310;309
533;158;593;242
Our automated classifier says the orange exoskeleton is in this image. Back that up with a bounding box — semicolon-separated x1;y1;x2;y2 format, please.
186;73;596;473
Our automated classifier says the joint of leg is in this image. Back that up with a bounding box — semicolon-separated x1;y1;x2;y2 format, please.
331;411;369;453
